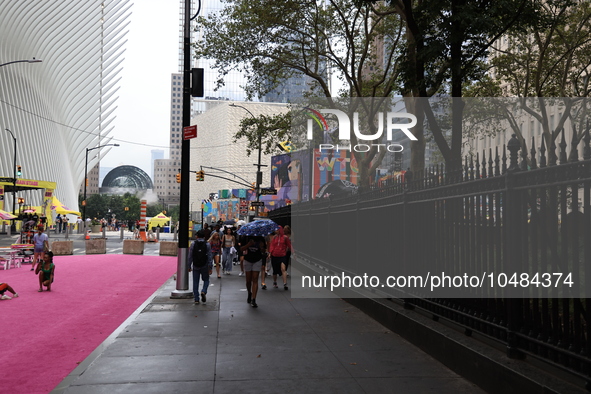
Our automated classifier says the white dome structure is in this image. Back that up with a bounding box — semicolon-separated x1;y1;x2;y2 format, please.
0;1;131;212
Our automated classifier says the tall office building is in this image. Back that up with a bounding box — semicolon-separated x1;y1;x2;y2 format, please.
150;149;164;180
153;73;185;207
155;0;250;206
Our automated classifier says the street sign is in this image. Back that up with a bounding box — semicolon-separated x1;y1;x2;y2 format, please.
259;188;277;196
250;201;265;207
183;125;197;140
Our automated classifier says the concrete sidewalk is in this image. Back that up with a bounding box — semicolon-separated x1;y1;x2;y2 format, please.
53;269;484;394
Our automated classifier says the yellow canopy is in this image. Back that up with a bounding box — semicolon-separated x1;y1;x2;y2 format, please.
51;197;81;215
148;212;170;229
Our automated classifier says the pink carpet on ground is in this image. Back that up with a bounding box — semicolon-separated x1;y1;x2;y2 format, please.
0;255;176;394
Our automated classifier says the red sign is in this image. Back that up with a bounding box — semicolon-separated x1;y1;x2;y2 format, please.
239;199;248;215
183;125;197;140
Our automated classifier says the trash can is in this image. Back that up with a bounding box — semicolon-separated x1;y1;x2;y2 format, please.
164;226;170;233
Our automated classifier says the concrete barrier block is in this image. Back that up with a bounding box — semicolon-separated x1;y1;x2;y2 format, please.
85;238;106;254
51;240;73;255
159;241;177;256
123;239;144;255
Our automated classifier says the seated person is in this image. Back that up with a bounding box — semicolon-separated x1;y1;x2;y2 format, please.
35;251;55;292
0;282;19;300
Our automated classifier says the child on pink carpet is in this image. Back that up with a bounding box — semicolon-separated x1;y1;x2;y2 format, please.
35;251;55;291
0;282;19;300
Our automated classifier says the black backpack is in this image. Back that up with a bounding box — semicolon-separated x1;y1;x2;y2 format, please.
192;240;208;268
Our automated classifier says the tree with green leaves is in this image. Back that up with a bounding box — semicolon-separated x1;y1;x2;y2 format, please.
78;193;168;223
470;0;591;160
196;0;543;183
377;0;542;174
196;0;407;189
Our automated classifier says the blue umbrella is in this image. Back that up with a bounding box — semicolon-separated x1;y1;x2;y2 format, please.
236;219;280;237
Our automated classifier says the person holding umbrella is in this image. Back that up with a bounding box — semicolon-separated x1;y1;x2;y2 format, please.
241;236;266;308
237;220;280;308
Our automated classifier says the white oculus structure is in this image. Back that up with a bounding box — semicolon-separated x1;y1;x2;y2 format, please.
0;1;131;213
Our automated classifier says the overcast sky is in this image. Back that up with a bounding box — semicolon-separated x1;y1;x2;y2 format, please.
100;0;180;174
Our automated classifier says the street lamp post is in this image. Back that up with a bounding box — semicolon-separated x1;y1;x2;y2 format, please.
230;103;264;219
171;0;202;299
83;144;119;223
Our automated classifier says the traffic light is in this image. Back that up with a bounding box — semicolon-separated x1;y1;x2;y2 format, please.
195;170;204;181
176;173;181;183
16;165;22;177
250;182;256;191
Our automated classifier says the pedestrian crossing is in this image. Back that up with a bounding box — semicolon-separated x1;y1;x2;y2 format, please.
71;246;162;256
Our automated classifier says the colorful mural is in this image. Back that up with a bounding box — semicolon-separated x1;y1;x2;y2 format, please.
312;149;360;196
202;199;240;223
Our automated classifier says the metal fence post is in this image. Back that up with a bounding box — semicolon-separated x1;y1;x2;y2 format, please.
505;134;524;359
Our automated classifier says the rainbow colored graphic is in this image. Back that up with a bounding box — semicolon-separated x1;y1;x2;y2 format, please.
304;107;329;132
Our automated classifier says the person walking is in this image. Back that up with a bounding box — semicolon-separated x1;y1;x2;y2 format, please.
283;225;293;277
36;251;55;291
188;230;213;304
55;214;62;234
269;226;293;290
62;215;69;234
236;226;246;276
221;227;235;275
208;232;222;278
241;236;266;308
202;223;212;240
31;225;49;272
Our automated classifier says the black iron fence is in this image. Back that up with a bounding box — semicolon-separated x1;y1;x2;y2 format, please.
276;129;591;385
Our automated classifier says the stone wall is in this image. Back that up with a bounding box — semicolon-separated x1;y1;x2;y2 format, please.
51;241;73;255
123;239;144;254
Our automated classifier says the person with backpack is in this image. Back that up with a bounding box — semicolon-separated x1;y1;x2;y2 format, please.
188;230;213;304
269;226;293;290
